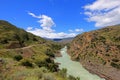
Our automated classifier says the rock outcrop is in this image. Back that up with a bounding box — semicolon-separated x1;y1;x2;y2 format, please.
68;25;120;80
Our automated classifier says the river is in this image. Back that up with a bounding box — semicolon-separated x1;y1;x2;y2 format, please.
54;46;105;80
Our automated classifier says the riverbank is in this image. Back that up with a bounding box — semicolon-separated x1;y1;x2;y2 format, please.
67;47;120;80
55;47;105;80
55;51;62;57
81;63;113;80
80;60;120;80
67;56;111;80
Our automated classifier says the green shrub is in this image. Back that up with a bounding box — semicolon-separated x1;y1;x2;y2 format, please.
0;39;8;44
51;44;62;50
68;75;80;80
117;45;120;49
105;54;110;56
35;60;47;68
112;59;119;62
45;49;55;57
111;62;120;69
35;59;58;72
68;75;76;80
48;63;58;72
59;68;67;78
20;59;33;67
76;77;80;80
14;55;23;61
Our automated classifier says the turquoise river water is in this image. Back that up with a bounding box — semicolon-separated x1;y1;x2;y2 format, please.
54;46;105;80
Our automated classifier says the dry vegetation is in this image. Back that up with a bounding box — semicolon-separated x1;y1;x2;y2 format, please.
68;25;120;80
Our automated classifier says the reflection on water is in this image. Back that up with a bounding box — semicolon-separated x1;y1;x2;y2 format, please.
54;46;105;80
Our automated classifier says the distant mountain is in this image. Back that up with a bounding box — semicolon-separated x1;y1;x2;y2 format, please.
68;25;120;80
53;38;63;41
52;37;73;44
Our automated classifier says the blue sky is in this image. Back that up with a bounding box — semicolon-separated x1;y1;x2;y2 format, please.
0;0;120;38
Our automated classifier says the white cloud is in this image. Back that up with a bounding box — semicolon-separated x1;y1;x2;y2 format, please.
84;0;120;27
69;29;73;32
27;28;76;39
38;15;55;29
84;0;120;11
27;12;83;38
28;12;40;18
69;28;84;33
75;29;84;32
27;27;33;30
28;12;55;31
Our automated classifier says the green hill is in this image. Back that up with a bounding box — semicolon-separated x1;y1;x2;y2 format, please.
0;20;45;49
0;20;79;80
68;25;120;80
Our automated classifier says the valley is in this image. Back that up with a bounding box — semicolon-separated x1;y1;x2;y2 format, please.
0;20;120;80
1;0;120;80
55;46;105;80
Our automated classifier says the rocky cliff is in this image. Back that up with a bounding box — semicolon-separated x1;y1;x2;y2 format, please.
68;25;120;80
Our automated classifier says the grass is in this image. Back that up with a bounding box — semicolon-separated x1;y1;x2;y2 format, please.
0;40;65;80
0;20;81;80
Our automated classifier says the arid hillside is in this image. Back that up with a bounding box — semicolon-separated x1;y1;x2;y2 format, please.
68;25;120;80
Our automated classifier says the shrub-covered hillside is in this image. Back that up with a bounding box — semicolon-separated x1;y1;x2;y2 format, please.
68;25;120;80
0;20;45;49
0;20;79;80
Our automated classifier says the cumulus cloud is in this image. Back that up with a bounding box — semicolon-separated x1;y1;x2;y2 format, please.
75;29;84;32
69;29;84;33
27;12;83;38
84;0;120;27
27;28;77;38
28;12;55;31
38;15;55;28
27;27;33;30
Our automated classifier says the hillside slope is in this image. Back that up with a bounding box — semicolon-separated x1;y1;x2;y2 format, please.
0;20;45;49
0;20;78;80
68;25;120;80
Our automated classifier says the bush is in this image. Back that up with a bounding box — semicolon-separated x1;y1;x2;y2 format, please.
35;59;58;72
68;75;76;80
20;59;33;67
48;63;58;72
112;58;119;62
14;55;23;61
0;39;8;44
51;44;62;50
105;54;110;56
35;60;47;68
45;49;55;57
59;68;67;78
111;62;120;69
68;75;80;80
